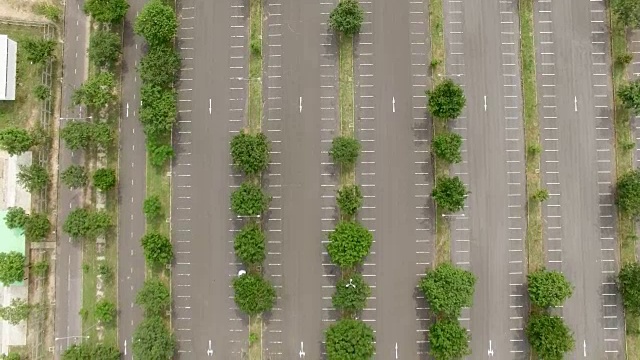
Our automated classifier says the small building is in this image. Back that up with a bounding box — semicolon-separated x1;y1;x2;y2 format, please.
0;35;17;101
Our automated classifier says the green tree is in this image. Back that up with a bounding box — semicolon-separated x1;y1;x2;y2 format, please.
5;207;28;229
230;132;270;175
332;273;371;314
234;223;266;267
34;3;62;22
619;80;640;115
0;127;34;155
428;319;471;360
329;136;361;167
432;176;468;213
24;213;51;241
72;72;116;109
232;273;276;315
95;299;116;324
328;0;364;36
88;30;121;68
527;268;573;309
17;163;49;192
526;313;575;360
618;262;640;315
63;208;111;239
616;169;640;216
93;168;117;192
139;45;181;88
141;232;173;265
612;0;640;28
419;263;476;318
62;343;121;360
134;0;178;47
60;122;94;150
92;122;114;149
0;252;25;286
0;298;31;325
84;0;129;23
230;182;270;216
136;279;171;316
61;165;88;189
21;38;55;64
336;184;363;217
327;221;373;269
132;316;175;360
427;79;466;120
432;132;463;164
139;84;176;140
33;84;51;100
143;195;163;219
325;319;375;360
148;142;174;167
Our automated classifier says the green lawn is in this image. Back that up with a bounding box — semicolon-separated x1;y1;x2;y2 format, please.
248;0;263;134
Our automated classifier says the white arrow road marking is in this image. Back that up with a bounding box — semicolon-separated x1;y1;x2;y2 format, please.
299;97;303;113
299;341;305;358
484;95;487;112
392;97;396;113
207;340;213;356
583;340;587;357
575;96;578;112
209;99;212;115
395;342;398;359
488;340;494;357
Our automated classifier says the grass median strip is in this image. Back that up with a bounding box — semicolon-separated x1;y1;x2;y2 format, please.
249;0;263;134
339;34;355;186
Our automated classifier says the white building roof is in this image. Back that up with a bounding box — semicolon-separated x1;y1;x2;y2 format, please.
0;35;17;101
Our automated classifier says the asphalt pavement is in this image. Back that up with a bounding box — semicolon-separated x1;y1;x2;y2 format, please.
54;0;89;356
443;0;528;357
534;0;624;357
116;0;147;357
172;0;247;358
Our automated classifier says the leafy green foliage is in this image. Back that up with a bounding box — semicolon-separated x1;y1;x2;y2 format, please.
83;0;129;23
92;123;114;149
527;269;573;308
139;84;176;141
336;184;363;217
250;38;261;56
428;319;471;360
325;319;375;360
616;169;640;216
88;30;121;69
0;298;31;325
132;316;175;360
93;168;117;192
149;142;174;167
328;0;364;36
60;122;93;150
230;132;270;175
24;212;51;241
620;80;640;115
63;208;111;239
33;84;51;100
22;38;56;64
0;127;34;155
141;232;173;265
134;0;178;47
32;260;49;277
34;3;62;22
612;0;640;28
526;313;575;360
3;352;20;360
61;165;88;189
230;182;270;216
530;188;549;203
0;252;25;286
329;136;361;167
95;300;116;324
5;207;27;229
419;263;476;318
139;46;181;88
62;343;121;360
17;163;49;192
72;72;116;109
332;273;371;314
234;223;266;266
143;195;163;219
232;273;276;316
432;176;468;213
432;132;463;164
136;279;171;316
427;79;466;120
327;221;373;268
618;262;640;315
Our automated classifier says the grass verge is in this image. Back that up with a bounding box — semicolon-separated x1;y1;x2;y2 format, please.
339;34;355;186
519;0;543;273
249;0;263;134
248;315;263;360
609;10;640;358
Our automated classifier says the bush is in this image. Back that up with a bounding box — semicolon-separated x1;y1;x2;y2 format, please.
0;127;35;155
143;195;163;219
17;163;49;192
84;0;129;23
141;232;173;265
616;169;640;216
132;316;175;360
527;269;573;308
60;122;94;150
325;319;375;360
618;262;640;315
61;165;88;189
432;132;463;164
431;176;468;213
530;188;549;203
93;168;117;192
419;263;476;318
33;84;51;100
24;213;51;241
33;3;62;22
92;122;114;149
250;38;261;55
234;223;266;266
332;273;371;314
327;221;373;269
3;352;20;360
230;132;270;175
427;78;466;120
139;46;181;88
98;263;113;283
619;80;640;115
429;319;471;360
230;182;270;216
0;252;25;286
328;0;364;36
149;143;174;167
5;207;28;229
134;0;178;47
72;72;116;109
32;260;49;277
63;208;112;239
232;273;276;316
526;313;575;360
22;38;56;64
617;52;634;66
329;136;361;167
336;184;363;217
95;300;116;324
612;0;640;28
136;279;171;316
89;30;122;69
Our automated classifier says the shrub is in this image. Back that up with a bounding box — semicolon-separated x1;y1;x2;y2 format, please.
427;78;466;120
5;207;28;229
0;252;25;286
0;127;35;155
17;164;50;192
61;165;88;189
419;263;476;318
95;300;116;324
431;176;468;213
432;132;463;164
136;279;171;316
143;195;163;219
33;84;51;100
230;132;270;175
24;213;51;241
230;182;270;216
93;168;117;192
325;319;375;360
329;136;361;167
141;232;173;265
336;184;363;217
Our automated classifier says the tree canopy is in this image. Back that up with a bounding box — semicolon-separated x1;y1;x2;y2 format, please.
527;268;573;309
63;208;111;239
327;221;373;269
139;84;176;140
332;273;371;314
132;316;176;360
432;176;468;213
83;0;129;24
329;136;361;167
328;0;364;36
72;72;116;110
93;168;117;192
61;165;88;189
88;30;122;69
427;79;466;120
232;273;276;316
0;252;25;286
139;45;181;88
230;132;270;175
325;319;375;360
0;298;31;325
618;262;640;315
136;279;171;316
432;132;463;164
24;212;51;241
17;164;49;193
22;38;55;64
62;343;121;360
143;195;163;219
616;169;640;216
141;232;173;265
336;184;363;217
419;263;476;318
134;0;178;47
619;80;640;115
60;122;94;150
526;313;575;360
230;182;270;216
428;319;471;360
0;127;34;155
612;0;640;29
234;223;266;266
5;207;27;229
148;142;174;167
95;299;116;324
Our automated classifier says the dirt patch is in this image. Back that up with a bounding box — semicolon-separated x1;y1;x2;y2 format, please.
0;0;56;23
